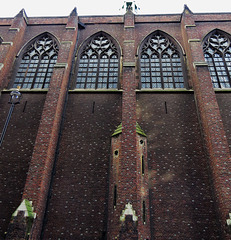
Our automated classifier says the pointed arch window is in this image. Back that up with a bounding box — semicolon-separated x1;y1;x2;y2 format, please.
203;30;231;88
13;33;59;89
139;31;185;89
75;33;120;89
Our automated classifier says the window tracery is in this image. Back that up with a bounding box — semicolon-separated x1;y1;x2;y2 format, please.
13;34;59;89
140;32;185;89
203;31;231;88
75;33;119;89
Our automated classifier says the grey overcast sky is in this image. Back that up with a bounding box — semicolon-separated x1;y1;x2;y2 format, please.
0;0;230;17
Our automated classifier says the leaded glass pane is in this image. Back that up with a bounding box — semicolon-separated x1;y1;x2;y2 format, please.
75;33;119;89
140;32;185;89
203;31;231;88
13;34;59;89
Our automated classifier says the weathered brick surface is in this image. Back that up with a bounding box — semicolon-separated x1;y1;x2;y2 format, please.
137;93;221;239
0;7;231;240
136;134;151;239
0;92;46;239
216;93;231;152
42;93;122;239
107;133;123;239
0;10;27;88
11;11;79;239
181;9;231;239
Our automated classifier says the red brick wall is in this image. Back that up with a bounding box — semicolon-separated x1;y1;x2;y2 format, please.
136;134;151;239
0;11;27;88
19;11;79;239
42;93;122;239
0;9;231;240
107;133;122;238
136;92;221;239
216;93;231;152
181;9;231;239
0;92;46;238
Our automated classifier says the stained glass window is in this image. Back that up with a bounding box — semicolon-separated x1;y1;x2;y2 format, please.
140;31;185;89
75;33;120;89
13;34;59;89
203;30;231;88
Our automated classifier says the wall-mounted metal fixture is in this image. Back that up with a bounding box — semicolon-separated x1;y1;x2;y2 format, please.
0;89;22;147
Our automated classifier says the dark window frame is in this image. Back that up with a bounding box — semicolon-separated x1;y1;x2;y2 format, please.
74;32;121;90
139;30;187;89
11;33;59;89
203;30;231;89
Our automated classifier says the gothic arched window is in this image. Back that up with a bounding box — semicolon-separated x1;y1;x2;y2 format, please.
203;30;231;88
75;33;120;89
13;33;59;89
139;31;185;89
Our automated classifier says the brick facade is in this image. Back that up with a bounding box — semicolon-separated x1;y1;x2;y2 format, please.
0;4;230;240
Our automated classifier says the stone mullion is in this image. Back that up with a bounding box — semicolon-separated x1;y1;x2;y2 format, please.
170;57;176;89
160;55;164;88
222;54;231;87
31;55;41;89
149;58;153;89
204;54;218;88
181;6;231;239
107;58;111;89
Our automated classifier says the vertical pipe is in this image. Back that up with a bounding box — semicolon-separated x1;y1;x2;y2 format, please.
0;103;15;147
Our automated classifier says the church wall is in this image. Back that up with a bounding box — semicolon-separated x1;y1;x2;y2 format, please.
0;8;230;239
216;93;231;152
42;93;122;239
0;92;46;238
75;23;124;55
136;92;221;239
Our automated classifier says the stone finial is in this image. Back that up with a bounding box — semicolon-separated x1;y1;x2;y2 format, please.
12;199;36;219
15;8;28;20
120;203;138;222
111;122;146;137
227;213;231;229
121;1;140;14
69;7;77;17
183;4;193;14
5;200;36;239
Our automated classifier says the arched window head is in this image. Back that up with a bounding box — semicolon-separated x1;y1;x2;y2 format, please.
13;33;59;89
139;31;185;89
75;33;120;89
203;30;231;88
